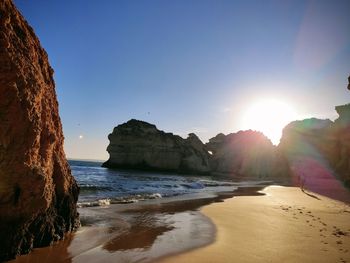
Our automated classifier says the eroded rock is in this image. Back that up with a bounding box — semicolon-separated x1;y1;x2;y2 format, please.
279;105;350;200
0;1;79;260
206;130;290;180
103;119;211;174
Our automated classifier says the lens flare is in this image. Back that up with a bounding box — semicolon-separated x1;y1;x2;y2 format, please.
241;99;297;145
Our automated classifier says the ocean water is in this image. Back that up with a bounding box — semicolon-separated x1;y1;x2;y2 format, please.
11;160;271;263
70;159;268;207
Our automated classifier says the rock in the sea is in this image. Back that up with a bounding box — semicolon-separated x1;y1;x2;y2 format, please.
102;119;211;174
206;130;290;180
0;1;79;261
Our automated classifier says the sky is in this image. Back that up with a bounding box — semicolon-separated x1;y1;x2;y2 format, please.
15;0;350;160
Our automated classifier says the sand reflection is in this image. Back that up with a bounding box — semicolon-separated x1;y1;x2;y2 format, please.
10;188;265;263
103;212;174;251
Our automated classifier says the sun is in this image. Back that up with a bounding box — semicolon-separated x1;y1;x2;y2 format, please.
241;98;297;145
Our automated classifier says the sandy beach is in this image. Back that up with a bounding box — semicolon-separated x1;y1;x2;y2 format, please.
159;186;350;263
8;185;350;263
8;192;236;263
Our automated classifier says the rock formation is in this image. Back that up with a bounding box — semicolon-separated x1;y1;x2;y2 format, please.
0;1;79;261
279;118;333;160
279;105;350;201
206;131;290;180
331;104;350;186
103;120;291;180
103;119;211;174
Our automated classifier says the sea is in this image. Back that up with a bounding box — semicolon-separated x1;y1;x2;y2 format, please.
70;159;270;208
11;160;273;263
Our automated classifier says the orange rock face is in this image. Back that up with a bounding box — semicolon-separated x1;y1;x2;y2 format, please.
0;0;79;261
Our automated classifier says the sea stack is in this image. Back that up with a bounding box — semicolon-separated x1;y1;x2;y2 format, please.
102;119;211;174
206;130;290;180
0;1;79;261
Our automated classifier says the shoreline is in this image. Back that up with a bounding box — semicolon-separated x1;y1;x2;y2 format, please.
8;186;350;263
10;187;262;263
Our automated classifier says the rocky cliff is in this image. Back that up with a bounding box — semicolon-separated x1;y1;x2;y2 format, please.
0;1;79;261
331;104;350;186
103;119;211;174
279;105;350;201
279;118;334;160
206;131;290;180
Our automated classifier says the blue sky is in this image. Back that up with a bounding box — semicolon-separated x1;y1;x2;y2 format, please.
15;0;350;160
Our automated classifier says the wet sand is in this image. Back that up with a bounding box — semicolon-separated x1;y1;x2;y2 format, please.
159;186;350;263
9;186;350;263
10;190;261;263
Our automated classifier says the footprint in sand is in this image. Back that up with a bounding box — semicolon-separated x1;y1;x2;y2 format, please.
333;229;347;237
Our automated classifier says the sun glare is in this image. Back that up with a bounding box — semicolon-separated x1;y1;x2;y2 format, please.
241;99;297;145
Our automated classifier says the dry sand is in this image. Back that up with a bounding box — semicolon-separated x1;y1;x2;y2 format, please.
159;186;350;263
